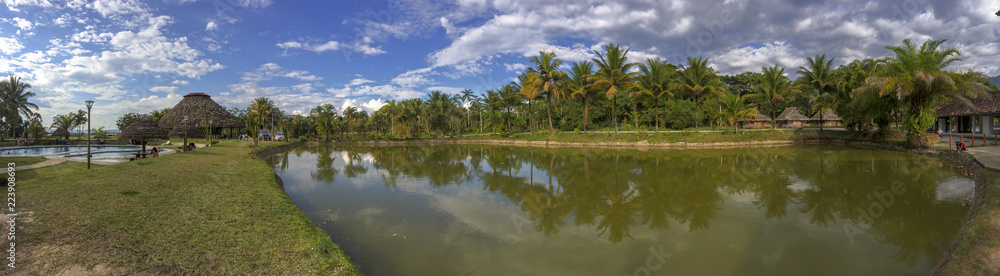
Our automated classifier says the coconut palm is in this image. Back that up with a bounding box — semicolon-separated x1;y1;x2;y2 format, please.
523;51;568;132
860;38;989;144
752;65;793;129
519;72;542;133
798;54;837;131
718;93;757;134
310;103;337;141
460;88;475;129
637;58;675;131
248;97;274;146
499;84;522;133
592;44;639;134
0;76;38;139
672;57;725;131
565;61;597;131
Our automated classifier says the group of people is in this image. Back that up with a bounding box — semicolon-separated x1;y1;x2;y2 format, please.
183;143;197;151
16;140;33;146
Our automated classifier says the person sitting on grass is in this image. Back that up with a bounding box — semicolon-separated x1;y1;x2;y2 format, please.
151;147;159;158
188;143;196;150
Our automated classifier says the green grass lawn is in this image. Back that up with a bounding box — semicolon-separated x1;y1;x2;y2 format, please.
10;141;358;275
0;156;49;167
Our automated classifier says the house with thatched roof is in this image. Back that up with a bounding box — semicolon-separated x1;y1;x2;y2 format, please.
934;91;1000;135
775;107;810;128
158;93;245;138
120;115;168;154
52;127;70;140
809;108;842;127
740;110;771;129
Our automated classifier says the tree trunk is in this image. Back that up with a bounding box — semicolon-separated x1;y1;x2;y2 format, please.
529;99;534;134
546;93;555;132
583;97;589;132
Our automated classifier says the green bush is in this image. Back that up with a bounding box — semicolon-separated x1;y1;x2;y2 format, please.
298;136;309;143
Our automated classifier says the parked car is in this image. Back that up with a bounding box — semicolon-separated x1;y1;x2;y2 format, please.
273;132;285;141
258;129;271;141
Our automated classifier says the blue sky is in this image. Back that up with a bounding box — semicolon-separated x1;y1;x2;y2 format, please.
1;0;998;129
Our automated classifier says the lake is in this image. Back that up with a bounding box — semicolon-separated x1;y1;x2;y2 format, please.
266;145;974;275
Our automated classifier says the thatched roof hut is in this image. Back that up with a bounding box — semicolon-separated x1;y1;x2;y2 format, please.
809;108;842;121
120;115;168;154
52;127;70;139
157;93;245;130
776;107;810;121
168;124;205;139
935;91;1000;117
741;110;772;122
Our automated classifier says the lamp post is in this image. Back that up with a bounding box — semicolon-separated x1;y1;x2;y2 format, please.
183;115;189;152
86;100;94;169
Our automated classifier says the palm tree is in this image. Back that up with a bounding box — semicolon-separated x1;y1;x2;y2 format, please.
637;58;675;131
499;84;522;133
484;89;505;134
672;57;725;131
0;76;38;140
310;103;337;141
860;38;989;144
523;51;568;132
592;44;639;134
248;97;274;146
149;107;172;122
752;65;793;129
797;54;836;131
566;61;597;131
718;93;757;134
460;88;475;130
519;73;541;134
382;100;403;137
427;90;458;136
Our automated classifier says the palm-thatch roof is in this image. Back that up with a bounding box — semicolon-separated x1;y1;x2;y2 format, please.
935;91;1000;117
157;93;245;129
168;124;205;139
119;115;168;141
741;109;771;122
809;108;842;121
38;130;49;135
775;107;810;121
52;127;70;138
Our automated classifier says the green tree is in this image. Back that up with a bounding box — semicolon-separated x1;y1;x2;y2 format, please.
860;39;989;144
149;107;172;122
566;61;598;131
523;51;568;132
248;97;274;146
310;103;337;141
592;44;639;134
751;65;793;129
718;93;757;133
116;112;142;131
637;58;676;131
0;75;38;139
797;54;837;131
672;57;725;131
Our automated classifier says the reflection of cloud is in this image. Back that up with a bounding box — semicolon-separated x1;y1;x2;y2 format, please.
935;177;975;201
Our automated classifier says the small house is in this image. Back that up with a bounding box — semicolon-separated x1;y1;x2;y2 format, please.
740;110;771;129
810;108;842;127
775;107;810;128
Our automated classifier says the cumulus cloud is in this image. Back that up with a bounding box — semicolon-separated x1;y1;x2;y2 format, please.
205;21;218;31
0;37;24;55
277;40;341;53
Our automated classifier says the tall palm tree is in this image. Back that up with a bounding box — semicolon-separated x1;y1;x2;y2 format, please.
523;51;568;132
0;76;38;139
860;38;989;144
310;103;337;141
752;65;793;129
460;88;475;130
592;44;639;134
672;57;725;131
382;99;403;136
718;93;757;134
427;90;458;135
519;73;542;134
484;89;505;134
797;54;836;131
499;84;522;133
637;58;676;131
248;97;274;146
566;61;597;131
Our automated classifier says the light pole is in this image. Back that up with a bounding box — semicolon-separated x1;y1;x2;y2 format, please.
183;116;189;152
86;100;94;169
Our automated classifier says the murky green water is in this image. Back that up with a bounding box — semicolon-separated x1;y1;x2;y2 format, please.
266;145;974;275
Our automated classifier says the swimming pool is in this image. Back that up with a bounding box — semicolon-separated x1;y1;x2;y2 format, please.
0;145;142;156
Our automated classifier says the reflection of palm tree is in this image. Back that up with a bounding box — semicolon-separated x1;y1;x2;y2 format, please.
310;146;338;183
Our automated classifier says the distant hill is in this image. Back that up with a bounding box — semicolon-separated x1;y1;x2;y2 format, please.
991;75;1000;88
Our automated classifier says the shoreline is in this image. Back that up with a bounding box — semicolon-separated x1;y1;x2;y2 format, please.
268;137;995;275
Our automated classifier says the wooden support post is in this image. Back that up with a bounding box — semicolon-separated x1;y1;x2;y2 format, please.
972;133;975;146
950;136;953;149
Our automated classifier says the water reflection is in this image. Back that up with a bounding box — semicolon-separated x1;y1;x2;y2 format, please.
266;145;972;274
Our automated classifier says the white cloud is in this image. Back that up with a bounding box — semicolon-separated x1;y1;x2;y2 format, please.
87;0;147;17
0;37;24;55
713;41;806;75
277;40;341;53
391;67;435;88
342;98;386;114
349;77;374;86
425;86;465;94
205;21;218;31
503;63;526;72
149;85;180;93
11;17;33;30
171;80;189;85
242;63;321;82
2;0;54;12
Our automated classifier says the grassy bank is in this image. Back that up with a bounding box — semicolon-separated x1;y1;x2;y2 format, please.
6;141;358;275
937;166;1000;274
0;156;48;167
